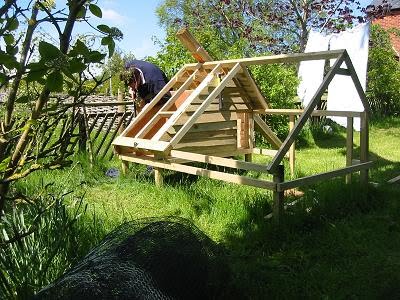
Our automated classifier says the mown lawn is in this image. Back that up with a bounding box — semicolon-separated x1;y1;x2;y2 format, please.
16;117;400;299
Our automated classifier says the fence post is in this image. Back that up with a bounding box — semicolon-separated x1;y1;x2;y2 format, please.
272;164;285;225
289;115;295;177
78;109;87;152
117;89;129;174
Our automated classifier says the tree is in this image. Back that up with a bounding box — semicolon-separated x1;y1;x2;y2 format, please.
157;0;368;54
0;0;122;213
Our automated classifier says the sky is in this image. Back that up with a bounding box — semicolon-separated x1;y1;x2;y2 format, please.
34;0;373;59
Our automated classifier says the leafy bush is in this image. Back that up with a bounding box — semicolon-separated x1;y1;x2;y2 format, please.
0;188;104;299
367;25;400;118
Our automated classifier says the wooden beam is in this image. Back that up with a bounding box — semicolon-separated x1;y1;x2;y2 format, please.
170;150;271;173
268;52;346;172
346;117;354;184
388;175;400;184
120;65;191;137
176;28;213;63
184;50;346;69
120;153;276;190
169;63;243;148
253;114;282;149
151;63;223;142
277;161;373;191
360;111;369;184
255;109;362;118
112;136;169;152
135;68;200;139
289;115;295;177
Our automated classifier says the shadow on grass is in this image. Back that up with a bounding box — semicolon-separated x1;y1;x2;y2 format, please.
220;180;400;299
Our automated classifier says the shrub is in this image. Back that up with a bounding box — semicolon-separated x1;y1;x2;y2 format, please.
367;25;400;118
0;188;104;299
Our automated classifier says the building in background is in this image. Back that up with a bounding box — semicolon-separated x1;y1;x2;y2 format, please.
369;0;400;57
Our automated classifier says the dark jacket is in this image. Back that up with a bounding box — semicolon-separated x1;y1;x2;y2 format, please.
125;60;169;103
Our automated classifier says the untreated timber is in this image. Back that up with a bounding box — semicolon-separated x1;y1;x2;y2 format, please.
120;153;276;190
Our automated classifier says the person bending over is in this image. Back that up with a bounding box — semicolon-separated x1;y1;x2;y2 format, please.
120;59;170;114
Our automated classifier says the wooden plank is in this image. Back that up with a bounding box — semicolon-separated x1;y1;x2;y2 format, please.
360;111;369;184
151;63;223;142
186;102;251;112
388;175;400;184
169;120;237;135
277;161;374;191
289;115;295;176
120;65;197;137
346;117;354;184
176;28;213;63
169;63;243;147
256;109;362;118
268;52;346;172
120;153;276;190
184;49;345;69
170;150;271;173
238;65;269;109
112;136;169;152
253;114;282;149
176;144;238;156
134;69;200;139
176;136;237;148
175;111;238;125
342;51;370;113
179;129;236;142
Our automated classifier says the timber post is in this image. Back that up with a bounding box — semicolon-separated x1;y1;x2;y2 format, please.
117;88;129;175
78;111;87;152
360;111;369;185
272;164;285;225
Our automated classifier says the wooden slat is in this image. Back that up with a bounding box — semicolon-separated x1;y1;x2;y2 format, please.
238;65;269;109
184;49;346;69
169;63;243;147
175;144;239;156
120;153;276;190
176;136;237;148
179;129;236;142
277;161;374;191
120;65;196;137
170;150;270;173
254;114;282;149
169;120;237;135
112;136;169;152
151;63;224;142
255;109;363;118
175;111;238;125
268;52;346;172
346;117;354;184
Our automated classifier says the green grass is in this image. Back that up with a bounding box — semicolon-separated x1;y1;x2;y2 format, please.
9;117;400;298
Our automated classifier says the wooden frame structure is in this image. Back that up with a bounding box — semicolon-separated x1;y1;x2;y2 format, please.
112;30;373;220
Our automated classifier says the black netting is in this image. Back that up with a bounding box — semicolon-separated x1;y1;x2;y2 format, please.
35;217;237;300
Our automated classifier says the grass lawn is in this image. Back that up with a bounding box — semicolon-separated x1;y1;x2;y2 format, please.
15;117;400;299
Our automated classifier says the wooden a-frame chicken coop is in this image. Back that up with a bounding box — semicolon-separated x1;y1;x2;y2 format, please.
113;29;373;220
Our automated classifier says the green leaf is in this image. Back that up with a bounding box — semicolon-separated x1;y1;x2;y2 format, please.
68;58;86;73
3;34;14;45
8;17;19;31
101;36;112;46
0;52;18;69
46;71;63;92
6;45;18;55
87;51;106;63
16;95;30;103
26;68;47;82
107;40;115;57
97;24;110;33
0;157;11;172
89;4;102;18
39;41;61;60
76;6;86;19
71;39;89;57
0;73;7;84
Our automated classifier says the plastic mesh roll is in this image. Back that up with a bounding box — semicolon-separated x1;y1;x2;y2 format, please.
36;217;235;299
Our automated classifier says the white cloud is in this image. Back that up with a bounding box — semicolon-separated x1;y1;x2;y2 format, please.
102;8;127;25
